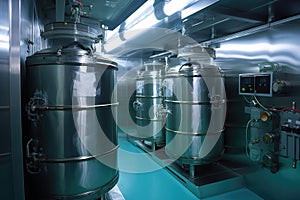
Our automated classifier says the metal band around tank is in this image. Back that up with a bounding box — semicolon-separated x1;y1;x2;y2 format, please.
39;145;119;163
165;127;224;136
164;74;223;78
26;56;118;70
164;99;226;105
46;173;119;199
165;99;210;105
136;116;164;121
136;76;164;80
0;152;11;158
0;106;9;110
136;95;164;98
42;22;100;41
33;102;119;111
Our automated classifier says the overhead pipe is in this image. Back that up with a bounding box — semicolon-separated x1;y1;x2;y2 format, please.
55;0;65;22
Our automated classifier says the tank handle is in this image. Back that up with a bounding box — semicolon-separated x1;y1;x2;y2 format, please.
178;62;200;72
178;62;192;72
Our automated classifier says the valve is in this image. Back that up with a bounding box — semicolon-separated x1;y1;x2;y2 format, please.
262;153;279;173
263;133;276;144
260;111;272;122
273;80;289;94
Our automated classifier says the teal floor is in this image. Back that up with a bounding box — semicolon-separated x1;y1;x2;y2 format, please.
116;133;263;200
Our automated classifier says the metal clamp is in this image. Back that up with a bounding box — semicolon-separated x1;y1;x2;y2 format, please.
25;90;48;122
133;100;143;111
155;104;171;119
26;138;44;174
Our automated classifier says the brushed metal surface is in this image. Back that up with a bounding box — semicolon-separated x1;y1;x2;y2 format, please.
165;63;225;165
214;17;300;200
132;62;166;144
25;42;119;198
10;0;26;199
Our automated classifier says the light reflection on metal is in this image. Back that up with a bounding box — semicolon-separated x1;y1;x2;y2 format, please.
105;0;220;52
0;152;11;157
33;102;119;111
39;145;119;163
163;0;198;16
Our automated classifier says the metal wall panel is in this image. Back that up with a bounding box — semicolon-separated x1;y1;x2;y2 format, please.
0;0;13;199
0;0;39;199
9;0;25;199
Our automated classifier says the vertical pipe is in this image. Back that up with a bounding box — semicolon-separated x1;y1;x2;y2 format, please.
9;0;25;199
56;0;65;22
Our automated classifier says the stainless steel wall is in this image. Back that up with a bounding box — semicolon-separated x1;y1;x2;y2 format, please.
215;17;300;200
0;0;13;198
0;0;42;199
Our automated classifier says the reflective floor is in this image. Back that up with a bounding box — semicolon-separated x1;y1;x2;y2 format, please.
116;132;263;200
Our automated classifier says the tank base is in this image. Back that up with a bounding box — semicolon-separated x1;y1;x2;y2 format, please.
36;173;119;200
128;141;244;199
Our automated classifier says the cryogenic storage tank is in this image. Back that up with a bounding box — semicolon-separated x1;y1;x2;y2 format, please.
25;22;118;199
164;61;225;166
132;61;165;150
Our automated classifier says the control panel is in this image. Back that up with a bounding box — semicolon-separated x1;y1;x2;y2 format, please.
239;73;273;97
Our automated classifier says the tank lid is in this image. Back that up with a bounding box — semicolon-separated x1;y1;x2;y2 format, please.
42;22;102;43
137;61;165;79
36;46;89;56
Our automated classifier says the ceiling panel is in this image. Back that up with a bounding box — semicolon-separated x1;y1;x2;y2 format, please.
182;0;300;43
35;0;147;30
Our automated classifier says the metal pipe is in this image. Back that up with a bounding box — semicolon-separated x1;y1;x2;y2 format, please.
200;14;300;46
56;0;65;22
149;51;173;59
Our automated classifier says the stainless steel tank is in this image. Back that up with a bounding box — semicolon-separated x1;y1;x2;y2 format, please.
25;22;118;199
132;61;165;150
164;60;225;168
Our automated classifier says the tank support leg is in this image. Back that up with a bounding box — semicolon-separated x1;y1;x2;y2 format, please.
189;165;195;177
152;142;156;151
